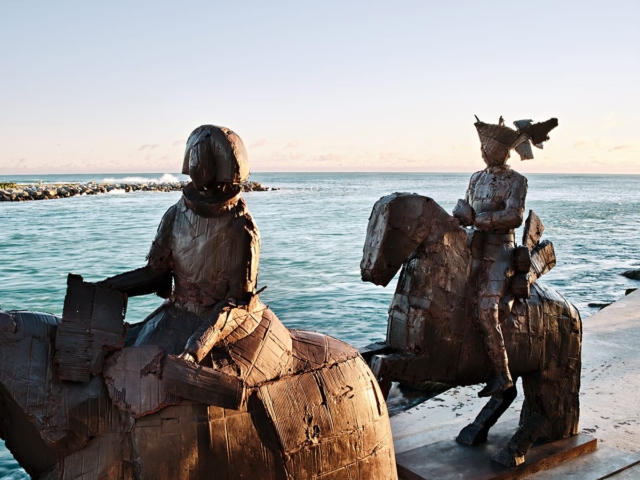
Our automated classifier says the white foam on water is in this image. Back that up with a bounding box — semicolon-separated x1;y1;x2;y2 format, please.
102;174;181;184
157;173;180;183
107;188;127;195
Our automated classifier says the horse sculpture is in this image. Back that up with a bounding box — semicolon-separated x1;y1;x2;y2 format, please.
0;301;396;479
361;193;581;467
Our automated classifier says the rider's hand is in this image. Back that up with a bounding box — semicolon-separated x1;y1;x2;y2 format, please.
453;199;475;226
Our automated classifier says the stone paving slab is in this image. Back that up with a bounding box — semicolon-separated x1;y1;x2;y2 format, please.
527;444;640;479
396;419;597;480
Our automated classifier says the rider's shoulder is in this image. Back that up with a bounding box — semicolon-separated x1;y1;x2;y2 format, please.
494;166;526;182
508;169;527;183
470;170;484;182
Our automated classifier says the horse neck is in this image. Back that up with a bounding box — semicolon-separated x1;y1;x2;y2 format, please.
387;221;491;384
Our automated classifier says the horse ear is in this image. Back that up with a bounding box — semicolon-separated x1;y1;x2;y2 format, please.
361;193;452;287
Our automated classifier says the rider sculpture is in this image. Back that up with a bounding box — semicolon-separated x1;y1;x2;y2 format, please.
359;115;576;467
0;125;397;479
100;125;260;361
452;116;558;398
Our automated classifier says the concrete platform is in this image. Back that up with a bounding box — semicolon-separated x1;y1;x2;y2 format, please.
396;419;597;480
390;289;640;478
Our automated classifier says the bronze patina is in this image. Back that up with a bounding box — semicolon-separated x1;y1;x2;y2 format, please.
0;125;397;479
361;116;579;467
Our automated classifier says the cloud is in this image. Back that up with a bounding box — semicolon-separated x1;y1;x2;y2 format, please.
573;140;588;149
609;144;634;152
283;141;298;149
315;153;347;164
137;144;159;152
172;140;183;147
250;139;268;148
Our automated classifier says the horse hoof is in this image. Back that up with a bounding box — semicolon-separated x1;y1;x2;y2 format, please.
456;423;488;445
491;447;525;467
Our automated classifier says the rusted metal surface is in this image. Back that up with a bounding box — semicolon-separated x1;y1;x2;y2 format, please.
523;210;545;251
0;125;396;479
104;345;181;417
55;274;127;382
362;117;579;468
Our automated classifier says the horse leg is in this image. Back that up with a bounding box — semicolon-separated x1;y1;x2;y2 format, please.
492;410;550;466
369;353;418;399
369;354;395;398
492;371;558;466
456;384;518;445
523;363;580;441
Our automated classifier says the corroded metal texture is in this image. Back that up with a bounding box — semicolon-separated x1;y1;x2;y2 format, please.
361;116;578;467
0;125;396;479
362;193;581;466
55;274;127;382
361;194;455;287
0;308;396;479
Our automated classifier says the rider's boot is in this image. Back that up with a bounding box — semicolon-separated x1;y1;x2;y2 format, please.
477;304;513;398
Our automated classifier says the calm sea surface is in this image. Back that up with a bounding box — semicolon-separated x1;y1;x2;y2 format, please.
1;172;640;477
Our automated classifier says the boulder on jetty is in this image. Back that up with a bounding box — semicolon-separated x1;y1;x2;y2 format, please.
622;269;640;280
0;180;277;202
242;181;275;192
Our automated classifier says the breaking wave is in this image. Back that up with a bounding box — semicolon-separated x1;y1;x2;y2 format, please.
102;173;181;184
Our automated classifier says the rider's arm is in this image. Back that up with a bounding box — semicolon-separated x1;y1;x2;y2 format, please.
99;205;176;297
474;175;527;231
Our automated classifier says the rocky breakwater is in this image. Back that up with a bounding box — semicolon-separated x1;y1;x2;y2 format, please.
0;181;277;202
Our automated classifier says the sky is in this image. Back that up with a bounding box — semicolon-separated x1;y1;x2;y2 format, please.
0;1;638;174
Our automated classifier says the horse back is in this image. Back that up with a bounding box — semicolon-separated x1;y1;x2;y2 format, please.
379;211;582;386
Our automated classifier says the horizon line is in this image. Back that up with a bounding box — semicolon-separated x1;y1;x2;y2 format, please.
2;170;640;177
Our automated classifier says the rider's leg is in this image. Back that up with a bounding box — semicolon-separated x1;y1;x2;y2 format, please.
477;296;513;397
457;383;518;445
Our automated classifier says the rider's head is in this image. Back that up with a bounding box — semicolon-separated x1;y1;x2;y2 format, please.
183;125;249;193
475;116;559;167
475;118;523;167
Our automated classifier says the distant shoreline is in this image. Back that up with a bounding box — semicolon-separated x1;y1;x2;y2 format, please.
0;181;277;202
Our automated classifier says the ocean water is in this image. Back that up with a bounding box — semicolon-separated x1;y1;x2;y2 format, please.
1;171;639;477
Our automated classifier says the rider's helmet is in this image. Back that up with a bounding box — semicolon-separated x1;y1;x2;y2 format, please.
183;125;249;191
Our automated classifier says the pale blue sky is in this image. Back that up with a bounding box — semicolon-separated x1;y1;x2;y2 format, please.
0;1;638;174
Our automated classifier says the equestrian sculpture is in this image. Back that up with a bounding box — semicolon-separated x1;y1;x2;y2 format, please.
361;116;581;467
0;125;397;479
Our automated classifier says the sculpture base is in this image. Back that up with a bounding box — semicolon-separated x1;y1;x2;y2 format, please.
396;419;597;480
